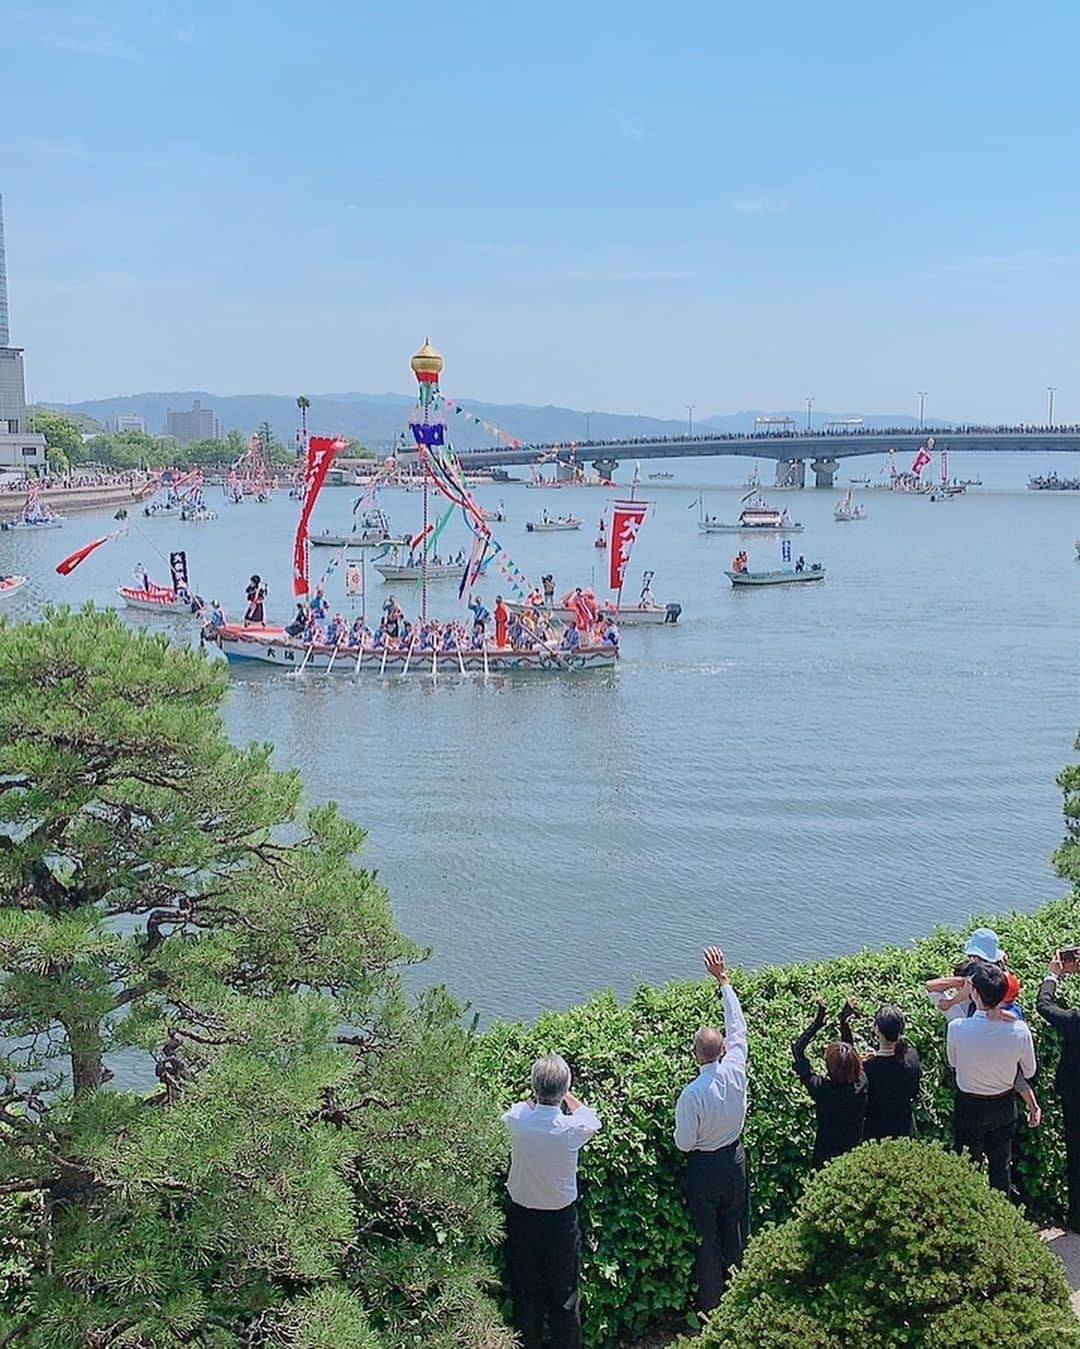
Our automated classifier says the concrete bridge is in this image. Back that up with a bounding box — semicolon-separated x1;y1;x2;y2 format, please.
436;427;1080;488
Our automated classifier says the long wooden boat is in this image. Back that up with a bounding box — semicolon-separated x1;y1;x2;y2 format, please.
312;528;408;549
0;575;28;600
506;599;681;626
725;566;826;587
203;623;618;674
373;560;471;582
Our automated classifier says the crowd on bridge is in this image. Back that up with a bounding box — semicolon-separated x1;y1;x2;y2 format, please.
461;422;1080;458
0;470;146;493
501;929;1080;1347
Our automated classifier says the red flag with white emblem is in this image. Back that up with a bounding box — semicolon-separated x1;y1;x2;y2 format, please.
608;499;648;592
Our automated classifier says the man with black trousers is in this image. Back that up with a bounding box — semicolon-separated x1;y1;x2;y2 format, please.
1036;949;1080;1231
502;1054;601;1348
674;945;749;1313
947;961;1037;1194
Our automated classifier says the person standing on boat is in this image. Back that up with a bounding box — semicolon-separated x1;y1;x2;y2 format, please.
285;603;307;638
542;574;556;607
674;946;749;1313
469;596;490;639
243;575;266;627
494;595;509;648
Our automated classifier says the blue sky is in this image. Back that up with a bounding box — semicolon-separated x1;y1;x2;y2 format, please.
5;1;1080;420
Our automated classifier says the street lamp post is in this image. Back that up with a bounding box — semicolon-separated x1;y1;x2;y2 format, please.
805;397;814;431
917;391;927;430
686;404;695;438
585;411;591;441
1048;387;1057;428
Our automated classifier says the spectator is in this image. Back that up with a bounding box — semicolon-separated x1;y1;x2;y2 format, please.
792;998;867;1168
673;946;748;1312
1036;949;1080;1230
502;1054;601;1349
947;962;1036;1194
841;1002;921;1138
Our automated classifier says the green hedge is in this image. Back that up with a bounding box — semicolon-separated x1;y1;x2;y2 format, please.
694;1138;1080;1347
476;895;1080;1346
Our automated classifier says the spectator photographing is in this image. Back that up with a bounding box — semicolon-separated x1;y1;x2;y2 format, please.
792;998;867;1168
502;1054;601;1349
842;1002;921;1139
1036;945;1080;1230
947;961;1036;1194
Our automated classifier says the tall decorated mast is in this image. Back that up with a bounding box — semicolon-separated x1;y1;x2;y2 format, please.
409;339;445;622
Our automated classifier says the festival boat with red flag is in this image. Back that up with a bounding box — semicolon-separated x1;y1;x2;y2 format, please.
1;484;65;531
117;551;205;615
203;343;618;678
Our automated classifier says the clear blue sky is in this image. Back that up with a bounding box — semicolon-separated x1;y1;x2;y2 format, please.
5;1;1080;421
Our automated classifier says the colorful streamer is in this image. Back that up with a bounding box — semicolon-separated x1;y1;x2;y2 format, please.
293;436;343;596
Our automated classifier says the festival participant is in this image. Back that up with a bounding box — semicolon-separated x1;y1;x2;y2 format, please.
494;595;509;647
791;998;867;1169
383;596;402;639
542;574;556;606
310;585;328;621
243;575;266;626
795;556;805;573
947;962;1036;1194
602;619;620;647
840;1002;921;1139
285;603;307;638
208;601;226;630
1036;949;1080;1230
469;595;490;638
561;624;581;653
674;946;749;1312
502;1055;601;1349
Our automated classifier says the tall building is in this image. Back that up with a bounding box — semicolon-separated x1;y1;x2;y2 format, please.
0;195;47;475
166;398;220;444
106;413;146;434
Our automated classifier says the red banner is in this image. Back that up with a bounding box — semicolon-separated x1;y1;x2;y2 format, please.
55;529;123;575
293;436;343;595
608;499;648;591
911;447;932;476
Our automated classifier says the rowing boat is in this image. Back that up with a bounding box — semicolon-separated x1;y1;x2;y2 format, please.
506;599;681;625
0;575;28;599
725;566;826;587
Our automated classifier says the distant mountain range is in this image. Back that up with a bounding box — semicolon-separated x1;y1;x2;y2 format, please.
41;390;940;449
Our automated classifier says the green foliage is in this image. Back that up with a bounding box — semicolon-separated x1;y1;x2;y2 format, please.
82;428;173;469
26;408;85;463
477;895;1080;1345
696;1140;1079;1347
0;607;510;1347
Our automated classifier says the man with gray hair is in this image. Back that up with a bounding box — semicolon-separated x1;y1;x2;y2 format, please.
502;1053;601;1348
674;945;749;1313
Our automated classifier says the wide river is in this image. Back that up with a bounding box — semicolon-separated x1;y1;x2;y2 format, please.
2;452;1077;1027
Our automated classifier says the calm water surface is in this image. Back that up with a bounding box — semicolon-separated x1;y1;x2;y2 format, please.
3;452;1077;1028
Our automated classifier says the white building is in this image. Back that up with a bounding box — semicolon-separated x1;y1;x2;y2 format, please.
106;413;146;434
0;196;47;474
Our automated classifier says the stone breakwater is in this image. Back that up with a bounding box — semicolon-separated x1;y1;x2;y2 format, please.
0;481;153;519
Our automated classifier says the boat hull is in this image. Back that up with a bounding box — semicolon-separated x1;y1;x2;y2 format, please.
373;563;469;582
312;532;407;549
0;575;28;599
725;568;826;587
117;586;200;614
700;522;804;534
205;626;618;673
1;517;64;531
506;601;681;625
525;521;581;532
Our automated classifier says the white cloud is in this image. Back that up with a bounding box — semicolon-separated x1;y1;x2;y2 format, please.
618;116;646;143
9;9;140;59
731;196;790;215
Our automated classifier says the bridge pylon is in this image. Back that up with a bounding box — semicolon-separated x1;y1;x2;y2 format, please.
592;458;618;481
775;458;805;489
811;458;839;489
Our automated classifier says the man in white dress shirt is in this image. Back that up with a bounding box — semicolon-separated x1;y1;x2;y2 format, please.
947;960;1036;1194
503;1053;601;1349
674;946;749;1312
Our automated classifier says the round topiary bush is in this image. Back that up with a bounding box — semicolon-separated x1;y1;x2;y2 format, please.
698;1138;1080;1348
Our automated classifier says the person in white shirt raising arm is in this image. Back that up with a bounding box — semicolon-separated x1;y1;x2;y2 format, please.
947;960;1037;1195
674;946;749;1313
502;1054;601;1349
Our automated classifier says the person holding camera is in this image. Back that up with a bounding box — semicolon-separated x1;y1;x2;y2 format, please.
947;961;1036;1194
502;1054;601;1349
673;946;749;1313
1036;945;1080;1231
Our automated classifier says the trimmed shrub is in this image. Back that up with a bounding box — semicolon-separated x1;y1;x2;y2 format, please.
477;895;1080;1345
697;1139;1079;1347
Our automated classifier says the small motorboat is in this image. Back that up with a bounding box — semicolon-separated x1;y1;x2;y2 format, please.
0;574;28;600
526;514;582;533
698;491;804;534
180;506;217;522
648;471;674;480
725;564;826;587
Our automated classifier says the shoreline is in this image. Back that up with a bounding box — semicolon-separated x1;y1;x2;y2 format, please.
0;481;152;520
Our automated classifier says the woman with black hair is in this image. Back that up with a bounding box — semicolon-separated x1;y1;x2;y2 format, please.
841;1003;921;1139
792;998;867;1169
244;574;266;626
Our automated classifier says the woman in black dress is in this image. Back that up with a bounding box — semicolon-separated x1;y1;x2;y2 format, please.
842;1003;921;1139
792;998;868;1169
244;574;266;626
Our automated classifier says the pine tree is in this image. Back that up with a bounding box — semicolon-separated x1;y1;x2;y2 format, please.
0;607;510;1348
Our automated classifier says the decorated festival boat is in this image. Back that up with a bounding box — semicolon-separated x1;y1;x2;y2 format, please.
698;491;804;534
1;487;65;531
0;575;28;600
834;489;867;522
373;558;477;583
116;552;204;615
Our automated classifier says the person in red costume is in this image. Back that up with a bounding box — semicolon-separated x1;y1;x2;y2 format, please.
494;595;509;647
